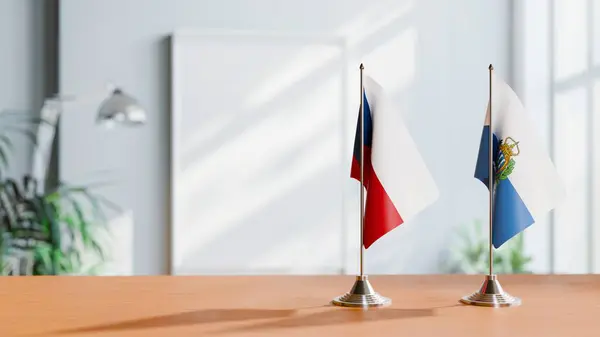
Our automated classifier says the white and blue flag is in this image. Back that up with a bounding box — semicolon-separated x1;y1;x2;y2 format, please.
475;73;565;248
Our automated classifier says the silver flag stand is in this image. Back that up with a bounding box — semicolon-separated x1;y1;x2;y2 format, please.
331;63;390;308
459;64;521;307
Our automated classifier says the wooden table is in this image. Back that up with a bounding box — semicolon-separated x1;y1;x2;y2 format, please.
2;275;599;336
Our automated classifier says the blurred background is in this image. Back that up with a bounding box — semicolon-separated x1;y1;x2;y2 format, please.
0;0;596;276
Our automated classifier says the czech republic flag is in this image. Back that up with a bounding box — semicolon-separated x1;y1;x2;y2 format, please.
351;76;439;249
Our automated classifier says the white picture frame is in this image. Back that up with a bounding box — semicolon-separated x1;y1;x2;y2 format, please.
169;30;351;275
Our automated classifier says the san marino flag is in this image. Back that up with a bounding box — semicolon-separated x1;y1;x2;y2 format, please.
474;72;565;248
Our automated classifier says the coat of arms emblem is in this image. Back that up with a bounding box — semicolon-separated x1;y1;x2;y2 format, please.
495;136;520;182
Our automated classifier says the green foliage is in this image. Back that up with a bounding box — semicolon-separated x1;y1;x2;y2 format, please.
443;219;533;274
0;109;117;275
0;177;118;275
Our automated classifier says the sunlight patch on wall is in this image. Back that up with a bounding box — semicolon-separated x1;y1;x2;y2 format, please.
173;72;343;271
242;44;344;110
361;27;417;93
553;0;588;81
249;212;341;274
552;87;589;273
337;0;413;47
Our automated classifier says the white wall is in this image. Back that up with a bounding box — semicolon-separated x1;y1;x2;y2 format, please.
0;0;47;178
59;0;512;275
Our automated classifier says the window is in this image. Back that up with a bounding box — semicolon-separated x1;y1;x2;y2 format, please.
515;0;600;273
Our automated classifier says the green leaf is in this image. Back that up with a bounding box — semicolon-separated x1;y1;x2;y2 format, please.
61;215;78;245
76;190;108;224
81;261;105;276
60;252;73;274
70;249;82;271
68;199;94;250
30;197;61;252
52;249;68;275
90;239;106;261
34;244;53;275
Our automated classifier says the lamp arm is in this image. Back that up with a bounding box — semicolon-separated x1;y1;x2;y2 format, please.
31;99;62;192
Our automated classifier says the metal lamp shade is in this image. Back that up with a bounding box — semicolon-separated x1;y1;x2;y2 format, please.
96;89;146;127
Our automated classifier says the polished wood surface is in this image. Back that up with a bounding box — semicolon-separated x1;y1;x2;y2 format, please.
1;275;599;336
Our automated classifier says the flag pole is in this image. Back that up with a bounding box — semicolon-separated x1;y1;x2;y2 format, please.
331;63;390;308
488;64;494;277
459;64;521;307
359;63;365;277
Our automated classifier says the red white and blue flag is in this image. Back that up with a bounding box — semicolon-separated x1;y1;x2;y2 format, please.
351;76;439;248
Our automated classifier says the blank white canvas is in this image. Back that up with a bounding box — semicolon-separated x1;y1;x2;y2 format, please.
170;31;349;275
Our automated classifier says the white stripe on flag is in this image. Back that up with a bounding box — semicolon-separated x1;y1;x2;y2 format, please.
491;74;564;220
365;76;439;222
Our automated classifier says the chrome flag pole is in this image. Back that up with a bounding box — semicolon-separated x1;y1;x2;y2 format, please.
460;64;521;307
331;63;390;308
360;62;365;278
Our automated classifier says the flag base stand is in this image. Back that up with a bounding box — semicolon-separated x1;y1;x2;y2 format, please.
331;275;391;308
460;274;521;307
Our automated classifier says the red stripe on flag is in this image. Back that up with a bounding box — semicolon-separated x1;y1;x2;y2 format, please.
351;146;404;249
351;147;372;188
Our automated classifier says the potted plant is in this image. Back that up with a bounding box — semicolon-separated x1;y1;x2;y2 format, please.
0;109;117;275
442;219;533;274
